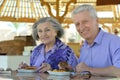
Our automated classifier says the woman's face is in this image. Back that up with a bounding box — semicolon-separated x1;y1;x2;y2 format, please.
72;11;98;41
37;22;57;45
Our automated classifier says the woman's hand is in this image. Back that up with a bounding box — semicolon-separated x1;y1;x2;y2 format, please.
18;61;28;69
36;63;52;73
58;61;74;71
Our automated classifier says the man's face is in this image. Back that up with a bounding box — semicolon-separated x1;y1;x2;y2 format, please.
72;11;98;41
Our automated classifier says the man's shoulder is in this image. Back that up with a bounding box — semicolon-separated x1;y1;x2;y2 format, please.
104;32;120;40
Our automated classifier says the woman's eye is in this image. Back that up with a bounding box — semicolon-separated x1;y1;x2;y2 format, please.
38;30;42;33
46;29;50;32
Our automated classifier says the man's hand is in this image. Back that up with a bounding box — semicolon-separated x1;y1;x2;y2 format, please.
76;62;90;72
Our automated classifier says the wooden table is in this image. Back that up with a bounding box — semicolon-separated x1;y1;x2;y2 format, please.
0;71;119;80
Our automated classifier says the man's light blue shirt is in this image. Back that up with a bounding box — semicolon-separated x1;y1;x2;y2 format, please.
78;29;120;68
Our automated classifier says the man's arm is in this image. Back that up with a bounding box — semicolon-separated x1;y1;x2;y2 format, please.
76;62;120;77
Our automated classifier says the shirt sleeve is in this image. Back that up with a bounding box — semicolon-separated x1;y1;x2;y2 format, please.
30;48;39;66
66;47;78;68
30;50;35;66
112;48;120;68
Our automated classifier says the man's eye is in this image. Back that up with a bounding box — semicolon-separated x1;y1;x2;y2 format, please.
75;23;80;27
83;21;88;24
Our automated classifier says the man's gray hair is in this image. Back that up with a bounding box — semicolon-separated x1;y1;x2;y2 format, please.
71;4;97;19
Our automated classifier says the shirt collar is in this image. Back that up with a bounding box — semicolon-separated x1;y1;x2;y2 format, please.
84;28;105;47
45;38;65;53
94;28;105;45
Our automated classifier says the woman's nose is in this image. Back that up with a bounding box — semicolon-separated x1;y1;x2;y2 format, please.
40;31;46;36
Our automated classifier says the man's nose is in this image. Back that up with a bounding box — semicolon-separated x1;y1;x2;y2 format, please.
78;24;84;31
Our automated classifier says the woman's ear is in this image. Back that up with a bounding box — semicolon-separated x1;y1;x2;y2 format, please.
54;31;58;37
37;34;40;40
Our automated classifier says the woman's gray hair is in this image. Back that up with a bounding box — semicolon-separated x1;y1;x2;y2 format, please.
71;4;97;19
32;17;64;40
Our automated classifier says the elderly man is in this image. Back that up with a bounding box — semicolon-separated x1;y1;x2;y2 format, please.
71;4;120;77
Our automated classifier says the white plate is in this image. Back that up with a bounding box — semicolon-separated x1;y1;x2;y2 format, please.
0;71;11;74
0;77;13;80
47;71;70;76
48;75;70;80
17;69;36;73
16;73;38;77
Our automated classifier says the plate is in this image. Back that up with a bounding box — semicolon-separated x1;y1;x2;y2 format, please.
0;77;13;80
48;75;70;80
16;73;38;77
17;69;36;73
47;71;70;76
0;71;11;74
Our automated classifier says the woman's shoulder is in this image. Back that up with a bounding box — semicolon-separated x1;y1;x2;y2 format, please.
57;42;74;53
33;43;44;50
56;38;71;48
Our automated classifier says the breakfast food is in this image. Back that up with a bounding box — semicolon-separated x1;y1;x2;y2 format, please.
24;66;36;70
52;69;66;72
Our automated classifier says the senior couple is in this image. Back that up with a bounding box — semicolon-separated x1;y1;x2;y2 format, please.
19;4;120;77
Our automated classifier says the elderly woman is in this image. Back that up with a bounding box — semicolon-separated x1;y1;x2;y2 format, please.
19;17;78;72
